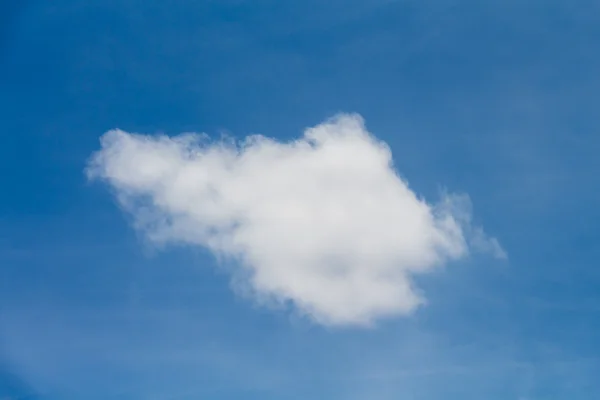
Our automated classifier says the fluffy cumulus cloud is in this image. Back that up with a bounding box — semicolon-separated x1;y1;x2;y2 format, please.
87;113;505;326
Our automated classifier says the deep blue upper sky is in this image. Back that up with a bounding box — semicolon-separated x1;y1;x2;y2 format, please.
2;1;600;399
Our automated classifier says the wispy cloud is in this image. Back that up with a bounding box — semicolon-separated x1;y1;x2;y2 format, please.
87;113;504;326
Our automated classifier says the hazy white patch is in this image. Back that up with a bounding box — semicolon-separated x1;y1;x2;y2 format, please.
87;113;504;326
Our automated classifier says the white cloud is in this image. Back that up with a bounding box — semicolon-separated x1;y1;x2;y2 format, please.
87;113;505;326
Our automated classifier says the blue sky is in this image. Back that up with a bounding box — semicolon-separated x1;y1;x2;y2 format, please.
2;1;600;399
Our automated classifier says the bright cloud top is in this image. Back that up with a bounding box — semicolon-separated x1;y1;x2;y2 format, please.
87;114;505;326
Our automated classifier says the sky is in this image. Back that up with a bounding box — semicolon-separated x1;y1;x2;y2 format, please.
1;1;600;399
